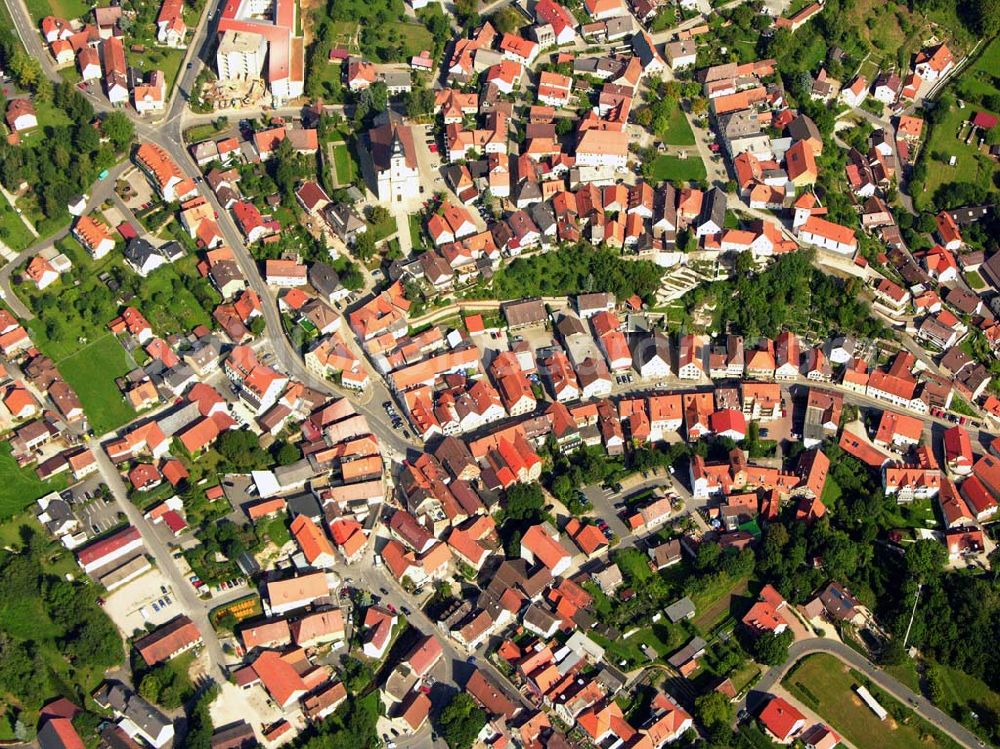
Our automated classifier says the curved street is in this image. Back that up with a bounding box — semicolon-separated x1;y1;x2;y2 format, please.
743;639;982;749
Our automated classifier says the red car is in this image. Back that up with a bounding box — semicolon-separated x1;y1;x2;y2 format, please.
708;143;721;153
428;144;438;153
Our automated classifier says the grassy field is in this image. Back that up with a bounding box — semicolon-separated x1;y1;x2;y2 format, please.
130;47;187;93
885;659;921;693
691;575;750;632
965;271;986;290
919;37;1000;210
331;142;357;185
370;21;434;59
24;0;89;21
140;257;217;334
784;654;963;749
648;154;707;183
20;100;74;145
591;624;685;669
56;334;137;434
661;108;696;146
312;59;345;98
0;443;68;521
371;214;397;242
327;20;360;52
0;191;35;252
183;122;230;143
931;665;1000;732
408;213;424;249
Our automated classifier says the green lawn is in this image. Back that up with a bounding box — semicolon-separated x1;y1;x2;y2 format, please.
0;443;68;521
590;624;685;669
20;100;74;145
918;37;1000;210
129;47;187;94
661;108;696;146
930;664;1000;741
56;334;137;434
139;257;217;334
24;0;90;22
331;142;357;185
965;270;986;290
326;20;360;52
408;213;424;249
370;21;434;60
0;191;35;252
183;122;229;144
647;154;707;183
371;214;397;242
885;659;921;693
784;654;963;749
263;517;291;546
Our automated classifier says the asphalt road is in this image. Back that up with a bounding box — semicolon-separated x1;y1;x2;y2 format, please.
337;545;535;713
91;439;232;681
743;639;982;749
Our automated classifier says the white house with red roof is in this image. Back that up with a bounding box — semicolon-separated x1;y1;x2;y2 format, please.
520;522;572;577
797;216;857;255
943;425;973;476
914;44;954;82
758;696;805;743
534;0;577;45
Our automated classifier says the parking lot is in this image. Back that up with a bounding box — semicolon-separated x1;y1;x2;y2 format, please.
77;494;122;536
209;681;290;746
512;324;559;356
581;483;632;539
63;478;122;537
102;567;179;634
118;168;156;212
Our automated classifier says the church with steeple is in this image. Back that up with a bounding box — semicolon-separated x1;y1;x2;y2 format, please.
368;111;421;204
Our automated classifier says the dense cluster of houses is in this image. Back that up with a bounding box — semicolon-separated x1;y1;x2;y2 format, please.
0;310;91;473
41;3;178;114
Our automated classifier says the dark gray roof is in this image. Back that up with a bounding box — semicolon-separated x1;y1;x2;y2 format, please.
633;332;671;367
787;113;820;143
501;298;546;328
286;491;323;521
698;187;727;231
307;261;343;297
664;595;695;622
124;238;161;267
667;636;706;667
93;682;171;739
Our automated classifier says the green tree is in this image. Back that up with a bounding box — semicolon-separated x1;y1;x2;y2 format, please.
406;83;436;118
436;693;486;749
695;691;734;742
750;629;793;666
502;483;545;521
184;684;218;749
102;111;135;152
216;430;268;469
970;0;1000;36
139;673;161;704
367;204;390;225
352;230;376;262
273;441;301;465
491;6;522;33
